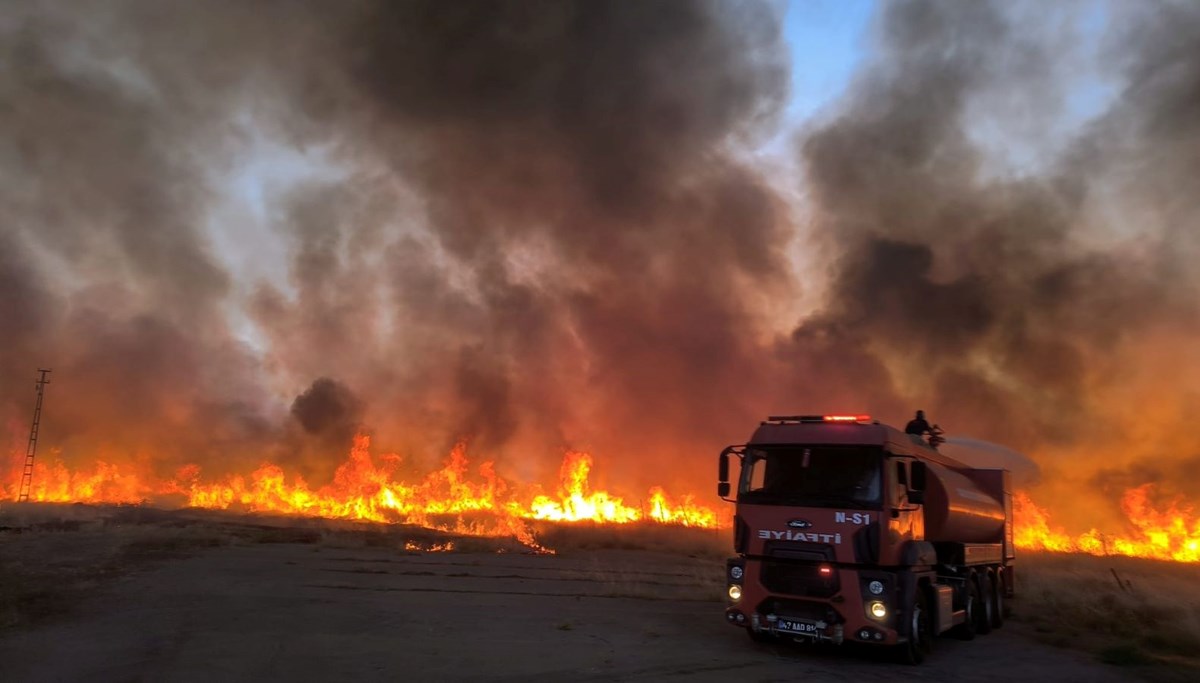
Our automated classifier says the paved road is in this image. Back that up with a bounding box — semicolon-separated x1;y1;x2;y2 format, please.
0;544;1128;682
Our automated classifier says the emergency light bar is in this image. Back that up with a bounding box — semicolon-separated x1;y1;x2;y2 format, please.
764;414;874;424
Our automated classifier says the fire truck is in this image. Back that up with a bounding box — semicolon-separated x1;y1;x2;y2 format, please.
717;415;1014;664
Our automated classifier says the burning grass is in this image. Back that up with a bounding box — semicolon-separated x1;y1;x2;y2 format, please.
1015;490;1200;563
4;437;724;555
11;436;1200;566
1013;551;1200;679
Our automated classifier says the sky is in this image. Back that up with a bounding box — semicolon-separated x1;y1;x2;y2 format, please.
783;0;875;121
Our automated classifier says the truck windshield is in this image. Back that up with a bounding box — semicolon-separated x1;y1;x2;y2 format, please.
739;445;882;509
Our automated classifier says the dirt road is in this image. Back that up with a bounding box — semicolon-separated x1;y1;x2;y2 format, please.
0;542;1127;682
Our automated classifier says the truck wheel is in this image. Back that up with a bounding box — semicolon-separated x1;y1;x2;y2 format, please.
975;573;993;635
952;575;979;641
990;571;1005;629
895;587;934;665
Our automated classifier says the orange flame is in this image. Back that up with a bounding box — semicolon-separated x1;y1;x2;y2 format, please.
4;436;726;551
8;439;1197;562
1014;487;1200;562
405;540;456;553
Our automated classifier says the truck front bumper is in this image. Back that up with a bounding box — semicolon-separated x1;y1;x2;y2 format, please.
726;603;898;646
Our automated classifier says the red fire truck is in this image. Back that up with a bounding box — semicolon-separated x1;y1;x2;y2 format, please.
718;415;1014;663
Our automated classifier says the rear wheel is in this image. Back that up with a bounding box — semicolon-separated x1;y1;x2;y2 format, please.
990;570;1005;629
953;575;979;641
895;586;934;665
975;573;994;635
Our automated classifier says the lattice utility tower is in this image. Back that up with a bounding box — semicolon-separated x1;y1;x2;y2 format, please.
18;368;51;503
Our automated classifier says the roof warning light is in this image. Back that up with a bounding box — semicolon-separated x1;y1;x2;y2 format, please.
764;415;875;424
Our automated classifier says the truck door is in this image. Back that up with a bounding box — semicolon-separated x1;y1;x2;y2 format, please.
888;458;924;552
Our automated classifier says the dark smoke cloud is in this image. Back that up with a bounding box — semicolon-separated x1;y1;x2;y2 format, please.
291;378;363;442
3;0;1199;516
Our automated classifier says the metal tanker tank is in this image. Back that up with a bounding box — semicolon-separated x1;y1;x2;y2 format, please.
922;460;1006;543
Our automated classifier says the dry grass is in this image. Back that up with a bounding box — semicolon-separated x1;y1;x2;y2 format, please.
0;502;499;629
0;505;231;629
533;519;730;559
545;549;726;602
13;502;1198;671
0;503;732;630
1013;551;1200;679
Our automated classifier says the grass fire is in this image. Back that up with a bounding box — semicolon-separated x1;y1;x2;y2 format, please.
5;437;722;552
6;437;1198;564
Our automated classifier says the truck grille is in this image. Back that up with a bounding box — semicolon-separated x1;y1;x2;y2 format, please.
760;560;840;598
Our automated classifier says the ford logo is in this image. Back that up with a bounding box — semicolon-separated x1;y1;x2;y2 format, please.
787;519;813;529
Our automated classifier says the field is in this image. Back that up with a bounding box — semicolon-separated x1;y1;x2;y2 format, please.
1;504;1196;681
1014;552;1200;675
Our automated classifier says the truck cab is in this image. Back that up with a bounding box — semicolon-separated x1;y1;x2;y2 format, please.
718;415;1014;664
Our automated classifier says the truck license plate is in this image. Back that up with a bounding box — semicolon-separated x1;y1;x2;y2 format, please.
775;618;819;636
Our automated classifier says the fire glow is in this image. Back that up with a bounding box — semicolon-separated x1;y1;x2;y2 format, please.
1014;489;1200;563
4;436;722;550
5;439;1196;562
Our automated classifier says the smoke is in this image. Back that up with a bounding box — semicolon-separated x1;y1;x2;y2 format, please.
2;0;1199;520
793;0;1200;525
1;0;792;490
290;378;363;442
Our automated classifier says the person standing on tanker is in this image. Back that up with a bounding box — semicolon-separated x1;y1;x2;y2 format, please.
905;410;932;436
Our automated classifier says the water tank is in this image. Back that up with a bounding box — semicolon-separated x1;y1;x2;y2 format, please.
923;460;1006;543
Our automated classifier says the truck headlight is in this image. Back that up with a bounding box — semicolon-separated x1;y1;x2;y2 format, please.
730;565;744;581
728;584;743;602
868;580;884;595
868;601;887;619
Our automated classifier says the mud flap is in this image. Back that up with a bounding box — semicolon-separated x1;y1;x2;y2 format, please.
932;584;954;634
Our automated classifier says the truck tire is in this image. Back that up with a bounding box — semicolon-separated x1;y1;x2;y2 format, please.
990;571;1005;629
975;573;994;635
952;575;979;641
895;587;934;665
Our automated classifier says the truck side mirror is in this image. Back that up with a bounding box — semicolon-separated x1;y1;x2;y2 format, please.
718;448;731;498
907;489;925;505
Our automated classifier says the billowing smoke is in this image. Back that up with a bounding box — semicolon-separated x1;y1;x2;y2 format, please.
793;0;1200;527
291;378;363;443
2;0;1198;526
1;0;792;491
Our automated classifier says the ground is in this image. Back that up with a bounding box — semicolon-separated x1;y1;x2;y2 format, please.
0;505;1179;681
